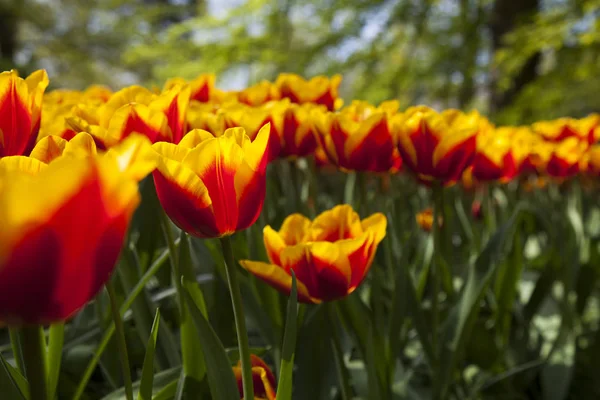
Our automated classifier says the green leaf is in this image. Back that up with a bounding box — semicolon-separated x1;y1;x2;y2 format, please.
366;326;383;400
151;380;178;400
137;309;161;400
46;323;65;400
0;352;28;399
100;367;182;400
74;244;175;400
435;206;525;398
182;279;239;400
178;232;207;382
276;271;298;400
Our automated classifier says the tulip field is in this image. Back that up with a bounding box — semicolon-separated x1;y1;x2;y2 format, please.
2;69;600;400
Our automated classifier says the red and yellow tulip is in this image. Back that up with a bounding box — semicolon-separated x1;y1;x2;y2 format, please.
240;205;386;303
0;70;49;157
532;114;599;144
233;355;277;400
393;106;480;185
0;150;145;323
275;73;343;111
67;84;190;147
237;80;281;107
545;137;589;178
153;125;270;238
472;126;517;182
312;100;401;172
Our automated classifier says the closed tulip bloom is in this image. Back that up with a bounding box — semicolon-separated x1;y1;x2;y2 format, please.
233;354;277;400
0;70;49;157
394;106;479;185
239;205;387;303
415;208;435;232
0;154;142;323
312;101;401;172
472;126;517;182
275;73;343;111
153;125;270;238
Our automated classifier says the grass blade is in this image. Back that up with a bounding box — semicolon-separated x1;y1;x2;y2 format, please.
276;271;298;400
138;309;161;400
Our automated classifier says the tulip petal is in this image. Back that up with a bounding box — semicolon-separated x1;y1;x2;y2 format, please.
310;204;363;242
238;260;314;303
30;135;68;163
0;71;33;157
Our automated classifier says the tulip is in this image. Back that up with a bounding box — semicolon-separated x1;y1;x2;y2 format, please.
581;145;600;176
164;73;227;103
275;73;342;111
152;125;270;238
237;80;281;107
0;153;143;323
472;126;517;182
67;85;190;147
545;136;588;178
416;208;435;232
393;106;480;185
29;132;98;164
0;70;49;157
312;101;401;172
532;114;599;144
39;85;112;141
239;204;387;303
232;355;277;400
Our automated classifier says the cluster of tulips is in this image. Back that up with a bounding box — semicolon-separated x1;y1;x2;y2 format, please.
0;68;598;399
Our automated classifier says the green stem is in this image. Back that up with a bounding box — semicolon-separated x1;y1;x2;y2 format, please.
9;327;25;376
220;236;254;399
357;171;369;215
20;325;47;400
73;244;176;400
431;182;445;368
106;280;134;400
328;304;352;400
343;172;357;205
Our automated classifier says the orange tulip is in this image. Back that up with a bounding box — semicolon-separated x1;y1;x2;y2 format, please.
312;101;401;172
0;153;143;323
153;125;271;238
394;106;479;185
240;205;386;303
232;355;277;400
275;73;342;111
0;70;49;157
415;208;435;232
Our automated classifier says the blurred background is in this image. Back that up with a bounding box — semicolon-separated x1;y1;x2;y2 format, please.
2;0;599;124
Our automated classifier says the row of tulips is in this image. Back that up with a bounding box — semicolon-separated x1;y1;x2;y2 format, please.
4;69;600;187
0;68;598;399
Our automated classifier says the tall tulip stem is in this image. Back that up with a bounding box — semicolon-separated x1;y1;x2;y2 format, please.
220;235;254;398
20;325;48;400
431;181;445;366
